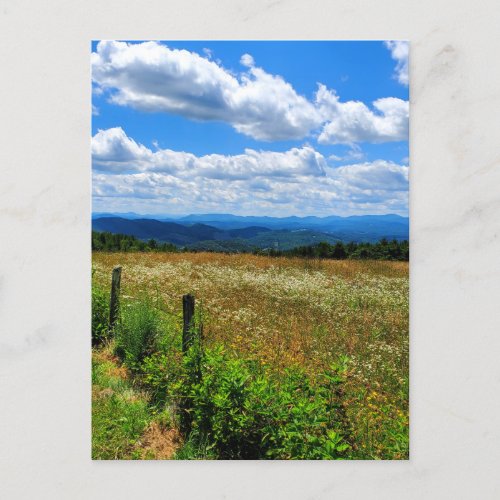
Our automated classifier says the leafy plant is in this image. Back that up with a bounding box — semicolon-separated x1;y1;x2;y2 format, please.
92;283;109;345
141;351;183;406
115;297;162;368
172;345;351;459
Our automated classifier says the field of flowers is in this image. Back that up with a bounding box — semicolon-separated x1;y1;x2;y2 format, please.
92;252;409;459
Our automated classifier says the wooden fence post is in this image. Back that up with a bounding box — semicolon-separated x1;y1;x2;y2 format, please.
182;294;195;353
109;266;122;333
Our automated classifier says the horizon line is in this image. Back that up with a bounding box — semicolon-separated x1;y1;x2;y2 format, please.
92;211;408;219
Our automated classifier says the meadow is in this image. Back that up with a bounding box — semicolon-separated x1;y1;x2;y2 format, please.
92;251;409;460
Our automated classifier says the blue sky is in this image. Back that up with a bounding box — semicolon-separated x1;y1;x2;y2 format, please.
92;40;409;217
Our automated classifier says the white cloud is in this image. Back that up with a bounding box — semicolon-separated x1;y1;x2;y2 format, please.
92;127;153;171
91;41;408;145
92;127;326;179
332;160;408;192
240;53;255;67
328;154;342;161
384;41;409;86
316;85;408;144
92;128;408;216
328;144;365;163
92;41;320;141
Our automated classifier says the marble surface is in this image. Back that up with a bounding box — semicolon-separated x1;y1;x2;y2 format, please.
1;0;500;498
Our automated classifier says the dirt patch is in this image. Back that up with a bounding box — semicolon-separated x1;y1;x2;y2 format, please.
137;421;182;460
93;346;129;380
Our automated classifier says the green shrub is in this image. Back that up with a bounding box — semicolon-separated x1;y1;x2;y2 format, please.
172;345;351;459
141;351;183;406
138;312;183;405
115;297;162;368
92;284;109;345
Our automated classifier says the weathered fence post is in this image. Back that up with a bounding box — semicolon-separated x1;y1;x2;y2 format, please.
109;266;122;333
182;294;195;353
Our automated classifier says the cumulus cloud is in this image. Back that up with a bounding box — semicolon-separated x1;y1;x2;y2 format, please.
92;127;153;171
328;145;365;163
240;53;255;67
384;40;409;86
92;41;320;141
92;128;408;216
91;41;408;144
316;85;408;144
332;160;408;192
92;127;326;179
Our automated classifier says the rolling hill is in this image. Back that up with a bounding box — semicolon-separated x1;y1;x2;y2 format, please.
92;213;408;248
176;213;409;239
92;217;273;246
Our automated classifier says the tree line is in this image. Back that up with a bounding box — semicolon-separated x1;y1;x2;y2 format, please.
92;231;409;261
92;231;178;253
260;239;409;261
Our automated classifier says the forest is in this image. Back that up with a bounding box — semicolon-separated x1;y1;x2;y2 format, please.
92;231;409;261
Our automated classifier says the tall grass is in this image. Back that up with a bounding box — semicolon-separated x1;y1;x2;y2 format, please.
115;296;162;368
91;282;109;345
92;251;409;459
92;353;150;459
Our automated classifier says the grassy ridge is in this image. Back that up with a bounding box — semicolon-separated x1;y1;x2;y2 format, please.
92;252;409;459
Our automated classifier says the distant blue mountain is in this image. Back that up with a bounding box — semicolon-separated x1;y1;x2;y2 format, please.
175;213;409;240
92;213;408;245
92;217;272;246
92;211;176;220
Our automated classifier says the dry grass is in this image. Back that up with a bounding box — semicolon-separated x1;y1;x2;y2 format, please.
93;252;408;372
93;251;409;458
92;345;128;380
92;343;182;460
136;422;182;460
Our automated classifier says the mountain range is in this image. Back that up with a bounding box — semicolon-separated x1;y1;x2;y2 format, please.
92;213;408;250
